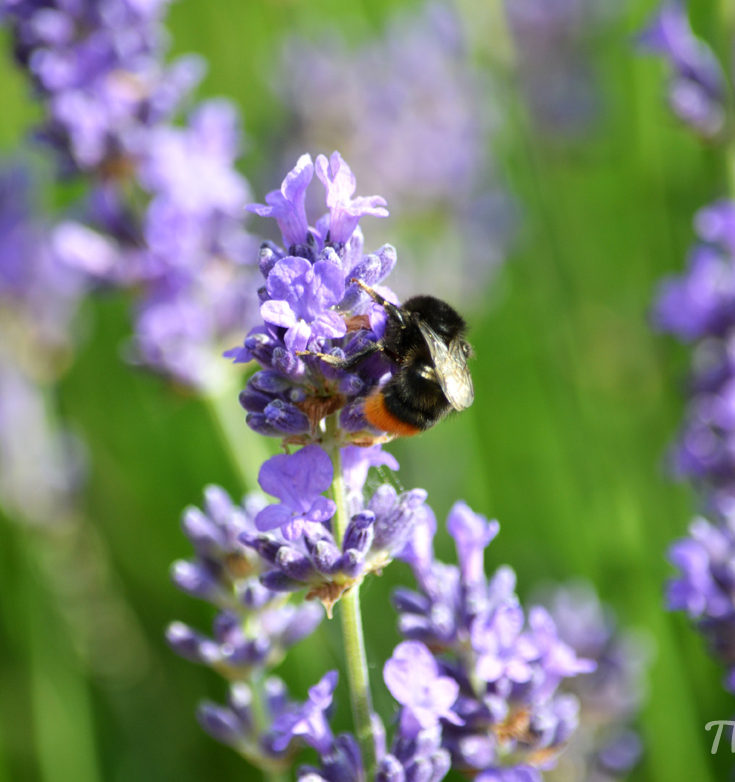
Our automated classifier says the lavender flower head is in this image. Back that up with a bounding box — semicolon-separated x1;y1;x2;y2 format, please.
537;582;650;782
638;1;727;139
239;442;431;616
3;1;260;389
667;512;735;693
275;3;514;304
0;162;82;367
1;0;203;176
167;484;323;677
653;200;735;509
390;502;595;777
167;485;324;769
227;150;396;446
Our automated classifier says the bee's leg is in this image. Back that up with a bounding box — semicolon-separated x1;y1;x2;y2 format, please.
350;279;407;328
297;341;383;370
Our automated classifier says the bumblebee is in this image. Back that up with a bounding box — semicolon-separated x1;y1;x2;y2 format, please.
311;281;474;436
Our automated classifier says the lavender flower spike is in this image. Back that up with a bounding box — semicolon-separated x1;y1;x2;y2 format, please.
393;504;594;776
668;513;735;691
638;1;726;138
539;581;650;782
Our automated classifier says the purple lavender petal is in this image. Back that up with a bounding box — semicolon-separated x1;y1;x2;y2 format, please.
247;153;314;247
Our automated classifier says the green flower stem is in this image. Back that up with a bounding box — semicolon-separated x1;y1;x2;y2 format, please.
718;0;735;196
326;416;377;776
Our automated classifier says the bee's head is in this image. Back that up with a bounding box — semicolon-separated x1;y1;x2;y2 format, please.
402;295;467;343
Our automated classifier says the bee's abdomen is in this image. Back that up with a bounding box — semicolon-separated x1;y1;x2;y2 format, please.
363;372;451;435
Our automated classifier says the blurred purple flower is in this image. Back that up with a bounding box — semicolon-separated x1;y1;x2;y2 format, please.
653;200;735;509
667;513;735;691
383;641;462;738
2;2;259;389
638;1;726;138
538;582;650;782
274;3;514;305
505;0;614;138
0;162;83;360
2;0;201;175
0;161;86;524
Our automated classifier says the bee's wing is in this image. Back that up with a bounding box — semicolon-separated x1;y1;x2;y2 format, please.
417;320;474;411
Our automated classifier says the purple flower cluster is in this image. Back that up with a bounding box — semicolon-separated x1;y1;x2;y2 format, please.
167;485;323;675
504;0;615;137
1;0;200;175
241;443;430;616
274;2;513;305
167;485;324;768
295;506;595;781
654;200;735;509
227;151;401;443
2;1;258;388
667;513;735;693
638;1;727;139
388;503;595;778
539;583;650;782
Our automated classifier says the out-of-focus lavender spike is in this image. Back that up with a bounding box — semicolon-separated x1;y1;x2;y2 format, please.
637;1;726;139
535;581;650;782
505;0;617;138
2;2;260;389
653;200;735;510
272;3;515;305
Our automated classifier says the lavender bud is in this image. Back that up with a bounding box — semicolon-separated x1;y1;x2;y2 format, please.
197;702;246;748
250;370;294;394
261;569;303;592
239;387;272;413
181;506;225;554
246;413;280;437
171;560;221;602
275;546;317;581
343;512;375;554
264;399;310;434
259;241;282;278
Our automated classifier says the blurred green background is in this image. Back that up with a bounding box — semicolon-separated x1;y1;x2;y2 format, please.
0;0;732;780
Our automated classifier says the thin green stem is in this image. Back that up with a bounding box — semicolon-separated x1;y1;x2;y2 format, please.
326;416;376;777
717;0;735;197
